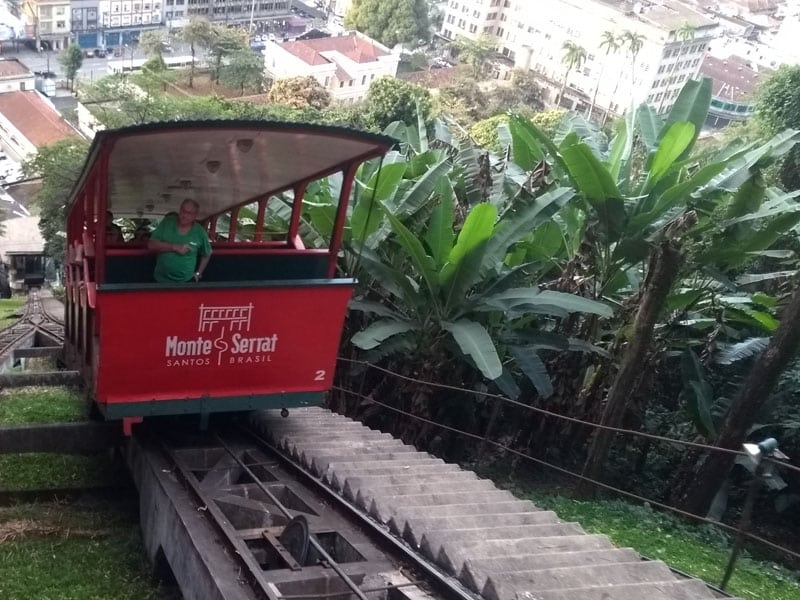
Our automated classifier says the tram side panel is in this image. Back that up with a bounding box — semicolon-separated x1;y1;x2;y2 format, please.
92;283;354;418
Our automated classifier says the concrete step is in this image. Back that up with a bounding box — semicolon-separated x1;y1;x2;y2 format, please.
311;451;436;478
370;490;518;523
436;535;615;575
459;548;641;592
323;459;452;486
354;479;499;511
402;511;560;547
482;561;680;598
487;578;722;600
387;501;543;535
330;463;464;490
343;471;480;505
420;523;585;560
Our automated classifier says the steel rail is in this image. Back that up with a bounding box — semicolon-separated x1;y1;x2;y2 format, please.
157;434;284;600
213;433;373;600
239;422;479;600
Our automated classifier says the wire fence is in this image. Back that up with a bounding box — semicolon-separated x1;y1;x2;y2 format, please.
332;357;800;577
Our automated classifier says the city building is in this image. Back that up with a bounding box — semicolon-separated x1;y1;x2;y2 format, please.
165;0;292;29
263;30;399;102
439;0;720;117
21;0;72;50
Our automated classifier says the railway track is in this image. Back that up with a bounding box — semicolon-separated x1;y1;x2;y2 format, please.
0;289;64;361
127;410;738;600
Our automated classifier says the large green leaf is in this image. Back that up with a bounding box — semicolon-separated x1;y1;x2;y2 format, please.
662;78;712;157
441;319;503;380
627;161;727;233
424;177;456;268
722;189;800;226
350;162;405;244
393;158;452;219
647;122;696;185
349;299;399;318
637;104;662;151
508;114;573;183
560;142;621;203
441;203;497;287
509;346;553;398
605;118;628;182
703;130;800;193
384;211;440;305
482;288;613;318
352;320;415;350
354;247;421;308
509;115;545;170
480;187;575;275
680;349;716;437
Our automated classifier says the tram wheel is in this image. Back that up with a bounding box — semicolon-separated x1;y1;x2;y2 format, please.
279;515;310;566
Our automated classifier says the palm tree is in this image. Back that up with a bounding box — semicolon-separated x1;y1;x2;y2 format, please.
587;30;620;121
602;32;629;126
558;40;587;110
622;30;645;113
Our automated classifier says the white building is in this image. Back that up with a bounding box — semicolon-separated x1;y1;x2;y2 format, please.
263;31;400;102
440;0;720;117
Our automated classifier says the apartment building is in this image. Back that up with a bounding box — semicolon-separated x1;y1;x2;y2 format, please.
263;31;399;102
22;0;72;49
440;0;719;116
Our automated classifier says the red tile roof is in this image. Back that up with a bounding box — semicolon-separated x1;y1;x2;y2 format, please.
281;32;388;67
0;91;77;147
0;59;31;79
700;55;773;101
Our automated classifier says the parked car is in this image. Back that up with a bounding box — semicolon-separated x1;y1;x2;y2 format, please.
84;48;95;58
94;48;107;58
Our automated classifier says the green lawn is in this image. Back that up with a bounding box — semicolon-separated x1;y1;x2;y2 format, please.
505;484;800;600
0;297;25;329
0;503;178;600
0;388;175;599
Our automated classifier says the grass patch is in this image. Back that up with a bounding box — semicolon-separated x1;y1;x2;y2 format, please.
0;502;178;599
0;453;122;490
0;297;25;329
0;387;87;425
508;486;800;600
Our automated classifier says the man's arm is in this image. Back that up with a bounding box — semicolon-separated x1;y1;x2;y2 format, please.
148;239;189;254
194;254;211;281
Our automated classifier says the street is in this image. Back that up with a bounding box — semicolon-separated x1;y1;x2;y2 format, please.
0;41;196;82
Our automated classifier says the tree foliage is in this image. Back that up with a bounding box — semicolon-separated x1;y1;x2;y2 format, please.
208;25;249;83
268;76;331;109
344;0;430;48
365;76;432;129
451;34;497;79
22;138;91;262
755;64;800;191
179;17;215;88
58;45;83;91
220;50;264;96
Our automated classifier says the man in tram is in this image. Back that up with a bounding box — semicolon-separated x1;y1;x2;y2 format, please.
147;199;212;283
106;211;124;243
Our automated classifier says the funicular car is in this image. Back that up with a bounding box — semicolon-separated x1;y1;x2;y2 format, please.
63;121;394;430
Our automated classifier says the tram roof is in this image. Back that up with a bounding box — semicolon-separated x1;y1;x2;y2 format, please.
69;120;397;221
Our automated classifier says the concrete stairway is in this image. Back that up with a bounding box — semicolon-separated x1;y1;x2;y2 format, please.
251;408;737;600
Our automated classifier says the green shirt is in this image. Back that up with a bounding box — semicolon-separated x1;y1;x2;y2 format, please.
151;215;212;283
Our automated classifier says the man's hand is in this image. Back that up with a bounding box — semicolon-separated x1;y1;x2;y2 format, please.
173;244;190;255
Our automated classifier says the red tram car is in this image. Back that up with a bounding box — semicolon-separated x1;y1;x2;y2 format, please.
64;121;394;428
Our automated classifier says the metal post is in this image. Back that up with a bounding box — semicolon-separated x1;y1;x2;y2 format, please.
720;461;763;590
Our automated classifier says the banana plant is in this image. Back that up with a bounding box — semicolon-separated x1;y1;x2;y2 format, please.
350;189;612;398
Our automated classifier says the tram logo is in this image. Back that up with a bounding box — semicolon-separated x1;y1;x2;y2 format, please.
164;303;279;367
